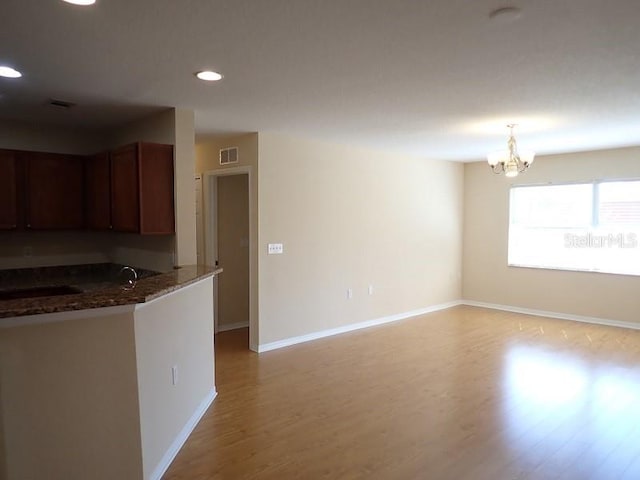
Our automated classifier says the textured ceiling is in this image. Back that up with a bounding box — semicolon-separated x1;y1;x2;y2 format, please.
1;0;639;160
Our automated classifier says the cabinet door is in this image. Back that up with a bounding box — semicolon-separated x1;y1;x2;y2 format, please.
139;143;175;234
85;152;111;230
25;152;84;229
110;144;140;232
0;150;18;229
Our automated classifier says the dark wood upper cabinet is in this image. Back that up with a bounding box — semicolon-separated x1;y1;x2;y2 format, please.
111;144;141;232
25;152;84;230
1;143;174;234
138;142;175;234
0;150;18;230
111;142;174;234
85;152;112;230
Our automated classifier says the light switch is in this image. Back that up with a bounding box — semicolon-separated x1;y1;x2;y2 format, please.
268;243;284;254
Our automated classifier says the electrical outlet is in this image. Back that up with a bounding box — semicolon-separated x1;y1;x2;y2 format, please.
171;365;178;386
268;243;284;254
347;288;353;299
368;285;374;296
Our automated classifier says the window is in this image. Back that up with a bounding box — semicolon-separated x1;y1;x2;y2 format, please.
508;180;640;276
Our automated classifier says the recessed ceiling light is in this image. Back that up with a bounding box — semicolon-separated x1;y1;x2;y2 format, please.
489;6;523;22
196;70;223;82
0;66;22;78
62;0;96;5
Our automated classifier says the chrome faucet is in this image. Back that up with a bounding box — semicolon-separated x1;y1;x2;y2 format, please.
119;266;138;290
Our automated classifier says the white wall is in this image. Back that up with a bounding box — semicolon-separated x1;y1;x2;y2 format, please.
0;119;105;155
0;311;143;480
463;146;640;324
195;133;258;174
134;278;215;479
0;231;109;270
108;234;175;273
108;110;175;147
257;133;464;346
173;110;197;266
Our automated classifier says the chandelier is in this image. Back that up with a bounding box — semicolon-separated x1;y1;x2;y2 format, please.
487;124;535;177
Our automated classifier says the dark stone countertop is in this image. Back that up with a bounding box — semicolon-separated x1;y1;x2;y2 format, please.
0;264;222;320
0;263;161;292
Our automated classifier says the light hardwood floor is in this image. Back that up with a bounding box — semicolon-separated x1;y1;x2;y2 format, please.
162;306;640;480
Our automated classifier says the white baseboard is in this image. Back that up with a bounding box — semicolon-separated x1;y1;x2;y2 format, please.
150;388;218;480
462;300;640;331
218;321;249;332
257;300;463;353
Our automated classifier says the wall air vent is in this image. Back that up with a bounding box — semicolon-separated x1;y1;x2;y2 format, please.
48;99;76;109
219;146;238;165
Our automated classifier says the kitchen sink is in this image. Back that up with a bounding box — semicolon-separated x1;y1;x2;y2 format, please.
0;285;83;301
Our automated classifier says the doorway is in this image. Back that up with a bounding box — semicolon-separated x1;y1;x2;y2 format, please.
216;174;249;333
203;167;254;350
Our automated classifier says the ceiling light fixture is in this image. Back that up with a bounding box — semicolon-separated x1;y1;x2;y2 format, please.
0;66;22;78
489;6;522;22
487;124;535;178
62;0;97;5
196;70;223;82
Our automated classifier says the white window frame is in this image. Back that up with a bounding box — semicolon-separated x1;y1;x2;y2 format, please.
508;178;640;277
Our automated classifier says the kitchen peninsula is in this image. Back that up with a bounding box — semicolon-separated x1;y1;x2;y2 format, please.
0;264;222;480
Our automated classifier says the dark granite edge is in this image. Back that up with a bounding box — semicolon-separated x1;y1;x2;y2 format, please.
142;268;222;303
0;266;222;320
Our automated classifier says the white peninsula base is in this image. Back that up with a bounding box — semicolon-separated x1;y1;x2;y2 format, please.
0;276;216;480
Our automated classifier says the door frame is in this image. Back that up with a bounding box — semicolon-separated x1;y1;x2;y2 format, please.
202;166;255;349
